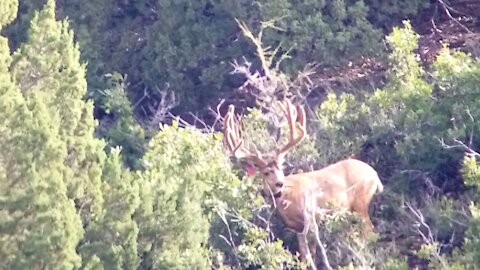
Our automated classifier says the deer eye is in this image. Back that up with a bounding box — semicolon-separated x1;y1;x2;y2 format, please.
263;171;271;176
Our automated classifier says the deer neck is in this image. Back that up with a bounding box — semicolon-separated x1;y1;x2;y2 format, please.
274;189;308;233
261;188;283;200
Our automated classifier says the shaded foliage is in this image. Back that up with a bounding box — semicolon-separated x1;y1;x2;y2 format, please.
2;0;480;269
3;0;428;115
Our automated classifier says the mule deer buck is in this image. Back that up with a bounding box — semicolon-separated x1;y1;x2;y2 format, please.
222;99;383;269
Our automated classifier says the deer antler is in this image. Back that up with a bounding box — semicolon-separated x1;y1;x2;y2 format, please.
275;99;306;160
223;105;268;167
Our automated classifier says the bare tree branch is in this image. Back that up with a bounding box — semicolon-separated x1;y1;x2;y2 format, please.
405;202;449;269
437;0;473;33
133;87;150;108
437;137;480;157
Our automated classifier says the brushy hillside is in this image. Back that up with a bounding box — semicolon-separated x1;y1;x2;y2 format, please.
1;0;480;269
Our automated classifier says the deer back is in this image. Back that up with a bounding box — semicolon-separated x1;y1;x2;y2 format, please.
278;158;382;231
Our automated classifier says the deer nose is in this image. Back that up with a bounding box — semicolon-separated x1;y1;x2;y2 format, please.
275;182;284;188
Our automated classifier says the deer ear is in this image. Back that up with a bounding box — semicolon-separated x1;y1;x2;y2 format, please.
245;164;256;176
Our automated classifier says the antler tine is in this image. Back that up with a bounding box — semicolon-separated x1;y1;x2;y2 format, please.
276;99;306;158
223;105;267;167
223;105;242;154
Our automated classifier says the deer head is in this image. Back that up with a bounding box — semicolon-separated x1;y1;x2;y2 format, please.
223;99;306;196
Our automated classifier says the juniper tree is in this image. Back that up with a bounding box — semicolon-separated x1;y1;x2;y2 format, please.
1;1;111;268
0;0;18;29
1;5;83;266
10;0;106;221
0;91;84;269
1;0;46;48
79;148;140;270
135;122;237;269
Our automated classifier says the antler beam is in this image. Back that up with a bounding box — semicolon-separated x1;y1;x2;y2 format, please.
276;99;306;159
223;105;267;167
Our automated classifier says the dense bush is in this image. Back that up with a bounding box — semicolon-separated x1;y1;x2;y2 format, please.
1;1;98;267
134;122;237;269
93;72;147;170
365;0;427;30
3;0;429;115
311;20;480;269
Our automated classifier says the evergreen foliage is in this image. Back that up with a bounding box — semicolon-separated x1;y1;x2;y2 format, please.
4;0;427;113
256;0;383;71
10;0;106;221
1;0;46;48
55;0;114;90
1;1;100;268
312;20;480;268
2;0;480;269
0;3;84;267
0;0;18;29
0;91;84;269
79;148;140;270
94;72;147;170
365;0;426;29
135;122;236;269
139;0;251;110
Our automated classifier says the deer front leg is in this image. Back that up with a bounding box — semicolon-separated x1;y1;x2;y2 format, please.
354;204;374;238
361;215;374;237
297;233;317;270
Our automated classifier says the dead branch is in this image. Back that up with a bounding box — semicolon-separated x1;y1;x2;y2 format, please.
437;137;480;157
188;112;213;132
431;3;442;33
149;87;178;128
209;99;226;130
405;202;449;269
437;0;473;34
133;87;150;108
236;18;289;79
165;112;191;130
405;202;434;243
214;202;241;268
